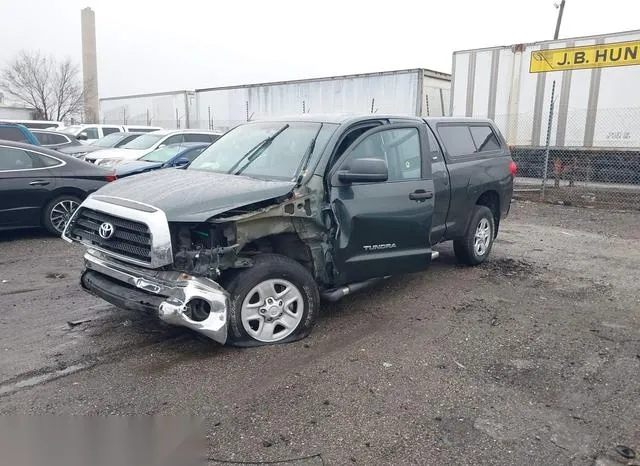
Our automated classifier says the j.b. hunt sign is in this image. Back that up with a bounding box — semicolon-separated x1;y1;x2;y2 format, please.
530;39;640;73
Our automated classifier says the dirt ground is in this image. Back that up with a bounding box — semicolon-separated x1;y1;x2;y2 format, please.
0;200;639;465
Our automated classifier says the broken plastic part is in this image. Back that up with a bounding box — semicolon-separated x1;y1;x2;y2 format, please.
615;445;636;459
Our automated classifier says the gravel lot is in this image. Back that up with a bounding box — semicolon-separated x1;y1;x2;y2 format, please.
1;200;639;465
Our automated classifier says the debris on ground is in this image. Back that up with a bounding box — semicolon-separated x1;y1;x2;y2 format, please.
615;445;636;459
67;319;91;328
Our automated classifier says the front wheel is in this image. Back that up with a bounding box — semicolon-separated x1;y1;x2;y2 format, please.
453;205;495;266
43;195;81;236
225;254;320;347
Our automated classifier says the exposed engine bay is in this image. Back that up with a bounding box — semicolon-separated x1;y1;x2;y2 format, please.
171;222;241;276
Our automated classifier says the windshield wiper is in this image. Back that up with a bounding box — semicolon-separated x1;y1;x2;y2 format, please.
229;124;290;175
295;124;323;186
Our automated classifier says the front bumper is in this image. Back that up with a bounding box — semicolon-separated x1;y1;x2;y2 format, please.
80;251;229;345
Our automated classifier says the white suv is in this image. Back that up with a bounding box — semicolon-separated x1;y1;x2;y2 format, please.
86;129;223;167
58;124;163;144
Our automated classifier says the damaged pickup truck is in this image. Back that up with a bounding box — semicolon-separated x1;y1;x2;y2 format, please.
62;114;516;347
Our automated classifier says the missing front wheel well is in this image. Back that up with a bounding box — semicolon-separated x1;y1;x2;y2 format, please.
240;233;314;273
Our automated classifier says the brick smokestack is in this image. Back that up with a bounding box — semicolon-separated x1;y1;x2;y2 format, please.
81;7;99;123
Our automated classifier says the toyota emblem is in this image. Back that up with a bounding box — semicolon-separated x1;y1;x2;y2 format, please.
98;222;115;239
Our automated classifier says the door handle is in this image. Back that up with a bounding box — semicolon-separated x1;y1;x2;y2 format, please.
29;180;50;186
409;190;433;200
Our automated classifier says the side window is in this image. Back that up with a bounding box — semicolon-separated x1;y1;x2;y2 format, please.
342;127;422;182
469;125;501;152
0;127;29;143
30;152;62;168
41;133;68;145
387;128;421;180
184;134;213;143
53;134;70;144
437;125;476;158
162;135;184;146
33;132;51;145
0;147;35;170
333;125;379;163
102;127;121;136
79;127;100;140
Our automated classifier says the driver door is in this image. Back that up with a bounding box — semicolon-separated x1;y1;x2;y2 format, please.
328;123;435;285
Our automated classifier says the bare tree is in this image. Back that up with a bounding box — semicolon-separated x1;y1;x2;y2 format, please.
0;50;84;122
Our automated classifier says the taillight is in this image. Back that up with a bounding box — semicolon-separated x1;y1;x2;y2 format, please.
509;161;517;177
105;173;117;182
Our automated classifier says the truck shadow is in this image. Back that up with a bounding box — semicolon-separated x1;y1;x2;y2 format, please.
78;244;466;362
319;244;458;320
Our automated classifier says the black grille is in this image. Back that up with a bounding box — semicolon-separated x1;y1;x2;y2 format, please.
70;208;152;263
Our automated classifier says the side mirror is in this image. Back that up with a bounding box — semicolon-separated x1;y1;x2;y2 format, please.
77;133;88;141
337;157;388;183
173;157;190;167
157;144;166;149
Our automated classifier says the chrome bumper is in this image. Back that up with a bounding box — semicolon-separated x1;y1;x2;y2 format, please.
81;251;229;345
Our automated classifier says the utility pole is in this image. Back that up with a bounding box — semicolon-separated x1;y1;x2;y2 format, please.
553;0;566;40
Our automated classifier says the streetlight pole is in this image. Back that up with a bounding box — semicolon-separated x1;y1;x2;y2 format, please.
545;0;566;196
554;0;566;40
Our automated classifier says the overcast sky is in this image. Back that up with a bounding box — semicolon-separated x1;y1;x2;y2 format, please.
1;0;639;98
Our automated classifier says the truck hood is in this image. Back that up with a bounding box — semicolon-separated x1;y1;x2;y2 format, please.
58;144;104;155
91;168;296;222
114;160;163;177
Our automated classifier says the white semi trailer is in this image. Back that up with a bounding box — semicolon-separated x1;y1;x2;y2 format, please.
193;68;451;131
450;29;640;183
99;68;451;133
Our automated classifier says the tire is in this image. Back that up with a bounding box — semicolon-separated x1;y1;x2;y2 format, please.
225;253;320;347
453;205;495;266
42;195;82;236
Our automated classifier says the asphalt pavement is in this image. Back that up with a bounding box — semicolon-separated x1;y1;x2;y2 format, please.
1;200;639;465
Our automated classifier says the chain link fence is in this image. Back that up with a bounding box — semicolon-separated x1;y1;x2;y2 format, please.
509;105;640;210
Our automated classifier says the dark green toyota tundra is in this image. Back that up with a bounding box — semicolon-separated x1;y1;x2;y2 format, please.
62;114;517;347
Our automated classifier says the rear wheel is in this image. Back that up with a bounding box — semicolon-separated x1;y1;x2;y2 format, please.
454;205;495;266
225;254;319;347
43;195;81;236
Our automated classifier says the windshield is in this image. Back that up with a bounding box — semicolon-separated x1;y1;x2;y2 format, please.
91;133;126;147
188;122;335;180
141;145;184;163
120;133;164;149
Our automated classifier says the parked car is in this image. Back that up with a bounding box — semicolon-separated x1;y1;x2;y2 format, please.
114;142;209;178
31;129;83;150
0;123;40;145
122;125;163;133
58;132;145;158
86;129;223;167
63;114;516;347
56;124;162;144
0;119;64;130
0;140;116;236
